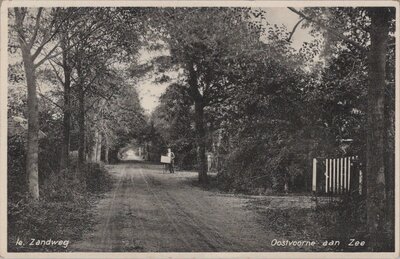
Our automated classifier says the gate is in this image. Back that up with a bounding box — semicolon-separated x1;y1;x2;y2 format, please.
312;156;363;196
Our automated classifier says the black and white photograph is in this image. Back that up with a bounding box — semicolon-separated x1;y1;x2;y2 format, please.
1;1;398;257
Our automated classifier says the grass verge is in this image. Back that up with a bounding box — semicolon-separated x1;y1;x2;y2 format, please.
247;196;373;252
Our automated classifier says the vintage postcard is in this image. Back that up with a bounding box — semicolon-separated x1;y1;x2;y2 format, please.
0;0;399;258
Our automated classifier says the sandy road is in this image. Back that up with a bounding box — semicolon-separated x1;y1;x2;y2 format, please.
71;162;277;252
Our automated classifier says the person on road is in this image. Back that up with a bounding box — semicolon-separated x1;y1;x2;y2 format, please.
167;148;175;174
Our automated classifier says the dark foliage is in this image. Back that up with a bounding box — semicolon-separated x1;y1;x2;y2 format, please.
8;136;113;252
85;162;114;193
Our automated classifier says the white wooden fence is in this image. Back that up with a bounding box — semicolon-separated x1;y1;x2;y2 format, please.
312;156;363;195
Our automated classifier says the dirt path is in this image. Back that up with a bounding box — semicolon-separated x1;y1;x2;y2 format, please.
71;162;278;252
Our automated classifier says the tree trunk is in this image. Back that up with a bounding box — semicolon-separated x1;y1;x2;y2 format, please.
60;35;71;170
188;61;208;184
15;7;40;200
90;129;98;162
383;47;395;245
383;73;395;247
77;68;86;169
96;132;102;162
104;145;109;164
20;46;40;200
366;7;390;251
194;100;208;184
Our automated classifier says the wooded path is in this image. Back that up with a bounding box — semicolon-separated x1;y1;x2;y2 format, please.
70;162;278;252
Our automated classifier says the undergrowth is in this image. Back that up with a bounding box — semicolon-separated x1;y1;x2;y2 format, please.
249;195;379;252
8;161;113;252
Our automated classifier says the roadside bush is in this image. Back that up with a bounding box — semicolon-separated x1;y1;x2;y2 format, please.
217;143;272;194
8;193;94;252
7;135;27;202
8;160;113;252
40;168;86;202
8;132;63;202
175;145;197;170
85;162;113;193
215;125;342;195
216;139;309;194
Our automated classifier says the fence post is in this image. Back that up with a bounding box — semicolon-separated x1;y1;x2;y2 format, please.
347;157;351;191
344;158;347;193
336;158;340;193
359;165;363;195
325;159;328;193
340;158;344;193
329;159;332;193
332;158;336;193
312;158;317;193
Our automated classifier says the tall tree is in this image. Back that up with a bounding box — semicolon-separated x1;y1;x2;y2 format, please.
151;8;263;184
45;8;82;170
13;8;65;199
366;7;391;250
289;7;395;250
65;8;144;169
152;83;197;169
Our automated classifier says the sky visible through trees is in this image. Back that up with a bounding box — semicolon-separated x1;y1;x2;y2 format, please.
137;7;314;113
